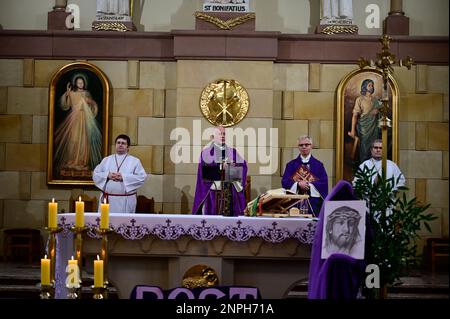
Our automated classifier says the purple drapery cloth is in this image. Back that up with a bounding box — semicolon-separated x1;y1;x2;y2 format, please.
192;145;247;216
307;180;372;299
281;155;328;216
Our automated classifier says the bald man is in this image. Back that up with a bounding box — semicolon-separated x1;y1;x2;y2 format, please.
192;126;248;216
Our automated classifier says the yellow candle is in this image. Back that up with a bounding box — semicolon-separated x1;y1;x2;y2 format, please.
68;257;78;267
41;255;50;286
48;198;58;229
100;199;109;230
75;196;84;228
94;256;104;288
66;257;80;288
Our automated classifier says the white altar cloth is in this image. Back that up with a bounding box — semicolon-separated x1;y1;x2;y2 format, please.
54;213;317;298
57;213;317;243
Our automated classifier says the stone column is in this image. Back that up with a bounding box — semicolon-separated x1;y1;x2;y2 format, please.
384;0;409;35
48;0;71;30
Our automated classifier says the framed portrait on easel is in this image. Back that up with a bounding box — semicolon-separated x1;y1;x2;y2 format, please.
47;61;110;185
321;200;366;260
335;68;399;182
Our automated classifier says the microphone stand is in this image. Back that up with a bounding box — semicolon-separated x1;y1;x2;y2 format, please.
227;160;233;216
217;144;234;217
217;145;226;216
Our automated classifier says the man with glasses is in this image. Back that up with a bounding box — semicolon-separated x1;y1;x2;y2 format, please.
356;139;405;189
282;135;328;216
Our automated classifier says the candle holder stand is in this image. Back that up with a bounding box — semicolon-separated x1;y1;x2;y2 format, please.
39;282;54;299
96;227;113;287
66;285;81;299
44;226;63;290
92;284;107;299
70;226;87;284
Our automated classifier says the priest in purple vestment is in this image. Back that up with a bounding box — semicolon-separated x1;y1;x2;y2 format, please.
281;135;328;217
192;126;248;216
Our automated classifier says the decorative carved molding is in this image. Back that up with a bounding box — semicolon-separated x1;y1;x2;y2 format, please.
320;25;359;35
92;22;131;32
194;12;255;30
0;31;447;65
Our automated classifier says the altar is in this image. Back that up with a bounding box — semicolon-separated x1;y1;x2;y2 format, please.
55;213;317;298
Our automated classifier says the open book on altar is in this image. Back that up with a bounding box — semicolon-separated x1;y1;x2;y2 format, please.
244;188;311;218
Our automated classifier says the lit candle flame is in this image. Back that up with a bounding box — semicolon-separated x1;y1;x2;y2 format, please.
71;256;74;260
52;198;55;203
78;196;81;202
44;254;47;259
97;255;100;260
103;198;107;204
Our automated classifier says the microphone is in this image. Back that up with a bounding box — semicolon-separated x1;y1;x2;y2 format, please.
221;146;226;162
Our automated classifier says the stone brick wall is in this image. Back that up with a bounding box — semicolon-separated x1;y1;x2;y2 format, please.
0;58;448;256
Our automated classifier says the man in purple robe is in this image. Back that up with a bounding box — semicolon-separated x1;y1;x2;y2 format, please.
281;135;328;217
192;126;248;216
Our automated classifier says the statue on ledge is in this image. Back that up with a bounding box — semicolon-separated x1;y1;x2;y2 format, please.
93;0;136;31
96;0;130;16
321;0;353;24
318;0;358;34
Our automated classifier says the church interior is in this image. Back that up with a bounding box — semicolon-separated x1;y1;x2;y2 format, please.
0;0;448;301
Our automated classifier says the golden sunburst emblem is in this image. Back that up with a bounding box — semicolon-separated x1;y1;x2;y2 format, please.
200;79;249;127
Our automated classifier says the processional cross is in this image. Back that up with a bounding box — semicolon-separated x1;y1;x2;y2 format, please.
358;34;413;179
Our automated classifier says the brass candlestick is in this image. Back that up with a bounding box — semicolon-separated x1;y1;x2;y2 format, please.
92;284;107;299
66;285;80;299
39;283;54;299
70;226;87;283
65;260;82;299
44;226;63;293
97;227;113;289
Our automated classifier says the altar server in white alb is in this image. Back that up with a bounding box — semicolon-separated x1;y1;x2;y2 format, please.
355;139;405;190
93;134;147;213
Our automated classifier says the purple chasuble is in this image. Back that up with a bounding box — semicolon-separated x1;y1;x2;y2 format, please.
192;144;247;216
281;155;328;216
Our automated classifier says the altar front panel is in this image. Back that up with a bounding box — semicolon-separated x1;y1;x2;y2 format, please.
56;213;317;298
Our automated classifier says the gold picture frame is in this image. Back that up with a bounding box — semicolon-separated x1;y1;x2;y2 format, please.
335;68;399;182
47;62;110;185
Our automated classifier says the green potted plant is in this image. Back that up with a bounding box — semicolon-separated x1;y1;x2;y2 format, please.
352;166;436;298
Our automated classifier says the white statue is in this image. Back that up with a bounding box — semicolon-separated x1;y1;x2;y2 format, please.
321;0;353;23
96;0;130;16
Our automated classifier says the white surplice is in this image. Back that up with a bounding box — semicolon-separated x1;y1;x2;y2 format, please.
93;154;148;213
356;158;405;190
